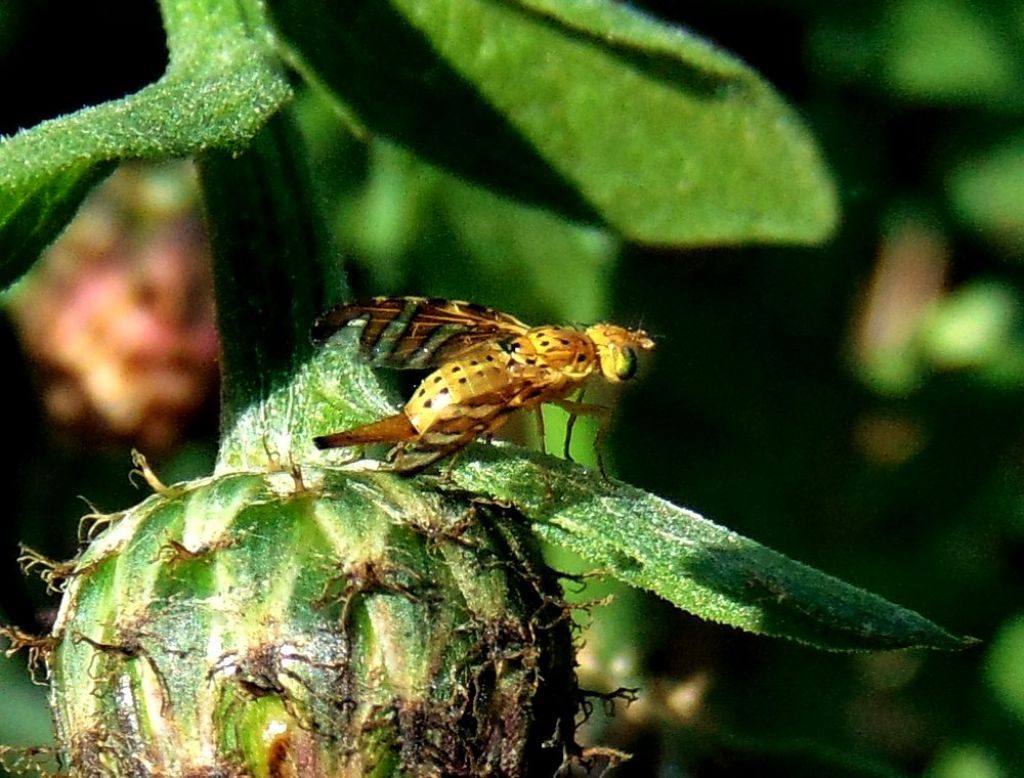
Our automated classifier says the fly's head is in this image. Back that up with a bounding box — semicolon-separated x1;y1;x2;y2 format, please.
585;324;655;382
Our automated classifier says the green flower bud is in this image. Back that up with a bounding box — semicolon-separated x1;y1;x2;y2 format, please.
46;467;577;776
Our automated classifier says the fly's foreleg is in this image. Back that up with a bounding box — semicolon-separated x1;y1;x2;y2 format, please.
551;395;611;477
534;409;547;455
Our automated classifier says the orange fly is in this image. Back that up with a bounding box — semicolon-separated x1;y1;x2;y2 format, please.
312;297;654;474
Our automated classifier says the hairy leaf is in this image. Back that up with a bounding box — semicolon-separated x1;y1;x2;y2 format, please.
445;447;973;651
0;0;291;288
268;0;837;246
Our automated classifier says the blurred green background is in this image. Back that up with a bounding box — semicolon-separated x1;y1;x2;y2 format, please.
2;1;1024;776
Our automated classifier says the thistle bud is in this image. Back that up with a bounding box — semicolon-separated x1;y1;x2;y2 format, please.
46;467;577;776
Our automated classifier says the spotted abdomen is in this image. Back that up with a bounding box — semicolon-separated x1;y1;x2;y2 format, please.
405;344;520;433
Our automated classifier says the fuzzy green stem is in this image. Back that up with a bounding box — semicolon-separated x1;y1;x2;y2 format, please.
199;112;352;470
160;0;268;73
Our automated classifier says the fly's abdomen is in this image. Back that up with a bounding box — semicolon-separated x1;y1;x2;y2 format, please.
406;346;516;432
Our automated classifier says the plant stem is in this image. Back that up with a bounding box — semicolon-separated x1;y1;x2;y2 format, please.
199;111;350;470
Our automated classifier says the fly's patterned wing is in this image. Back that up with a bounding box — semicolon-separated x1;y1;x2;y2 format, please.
312;297;529;369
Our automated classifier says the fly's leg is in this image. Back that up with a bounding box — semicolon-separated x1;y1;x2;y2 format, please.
338;444;369;468
389;412;511;477
442;447;466;481
389;443;460;476
390;419;491;477
552;397;611;478
534;408;547;455
561;388;585;461
390;449;440;476
593;420;611;481
384;442;406;465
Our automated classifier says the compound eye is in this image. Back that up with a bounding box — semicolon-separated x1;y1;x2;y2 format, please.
614;346;637;380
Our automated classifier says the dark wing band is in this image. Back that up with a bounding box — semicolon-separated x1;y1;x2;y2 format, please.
313;297;529;369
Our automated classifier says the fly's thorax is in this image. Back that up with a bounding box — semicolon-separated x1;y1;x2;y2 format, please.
504;327;596;380
585;323;655;382
405;347;514;432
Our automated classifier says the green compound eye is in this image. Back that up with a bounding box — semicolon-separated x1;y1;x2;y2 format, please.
615;346;638;380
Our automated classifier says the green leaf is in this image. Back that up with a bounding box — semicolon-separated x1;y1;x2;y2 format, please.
984;614;1024;724
926;744;1004;778
920;280;1020;371
337;139;620;321
445;447;974;651
948;133;1024;253
268;0;837;246
0;652;53;748
880;0;1022;106
0;0;291;288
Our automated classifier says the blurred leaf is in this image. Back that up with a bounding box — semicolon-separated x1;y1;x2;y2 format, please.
0;0;291;289
448;447;973;651
808;14;879;86
920;281;1019;370
850;216;949;397
881;0;1020;105
984;614;1024;724
339;141;432;276
948;135;1024;252
269;0;838;246
423;172;617;321
0;3;20;55
0;652;52;747
925;743;1007;778
329;137;619;319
